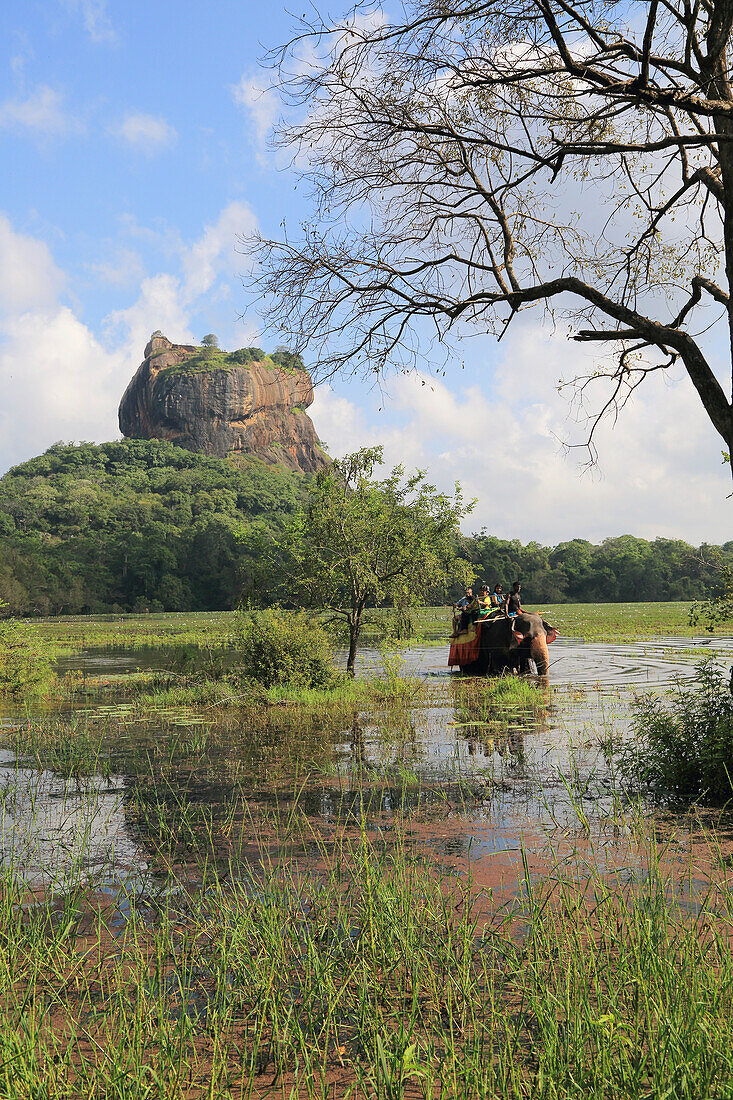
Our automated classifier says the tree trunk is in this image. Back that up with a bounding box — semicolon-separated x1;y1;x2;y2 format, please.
708;9;733;453
346;609;362;678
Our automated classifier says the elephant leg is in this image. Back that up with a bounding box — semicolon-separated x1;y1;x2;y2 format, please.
530;634;549;675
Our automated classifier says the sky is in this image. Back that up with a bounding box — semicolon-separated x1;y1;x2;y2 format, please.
1;0;731;545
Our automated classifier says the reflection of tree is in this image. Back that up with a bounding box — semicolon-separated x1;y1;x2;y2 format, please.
118;708;352;873
349;713;365;769
451;679;550;768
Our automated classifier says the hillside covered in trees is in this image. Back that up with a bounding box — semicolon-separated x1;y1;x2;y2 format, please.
0;441;306;615
0;440;730;615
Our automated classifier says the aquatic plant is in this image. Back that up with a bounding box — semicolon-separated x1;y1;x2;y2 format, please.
234;607;336;689
0;605;54;699
621;659;733;804
1;812;733;1098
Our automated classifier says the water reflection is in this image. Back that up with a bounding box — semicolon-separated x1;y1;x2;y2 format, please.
1;634;731;887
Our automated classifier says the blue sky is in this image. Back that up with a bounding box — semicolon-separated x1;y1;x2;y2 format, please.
1;0;731;544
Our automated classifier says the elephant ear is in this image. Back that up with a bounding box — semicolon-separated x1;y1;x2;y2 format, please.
512;628;527;645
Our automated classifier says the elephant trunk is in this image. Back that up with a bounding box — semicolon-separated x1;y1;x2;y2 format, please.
531;634;549;676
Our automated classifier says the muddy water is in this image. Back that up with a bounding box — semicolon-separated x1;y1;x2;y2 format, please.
3;635;733;890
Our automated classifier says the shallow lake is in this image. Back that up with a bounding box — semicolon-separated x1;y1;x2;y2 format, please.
3;634;733;897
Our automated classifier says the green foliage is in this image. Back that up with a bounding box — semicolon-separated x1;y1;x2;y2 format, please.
458;531;733;606
270;346;304;371
156;344;305;377
234;607;336;689
157;345;292;378
621;661;733;804
157;348;232;377
1;439;730;621
0;440;307;615
0;604;53;698
689;553;733;632
200;333;219;348
281;446;472;672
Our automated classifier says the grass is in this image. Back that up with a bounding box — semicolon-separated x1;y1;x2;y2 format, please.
386;602;732;644
22;601;730;660
25;611;234;654
1;811;733;1098
2;603;732;1095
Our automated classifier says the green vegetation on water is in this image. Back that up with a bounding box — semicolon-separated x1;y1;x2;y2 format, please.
621;659;733;804
0;592;732;1095
1;816;733;1098
13;601;732;669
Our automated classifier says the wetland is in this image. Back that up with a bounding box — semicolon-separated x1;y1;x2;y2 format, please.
1;602;733;1098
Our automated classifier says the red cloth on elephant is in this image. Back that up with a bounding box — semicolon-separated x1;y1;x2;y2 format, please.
448;622;482;667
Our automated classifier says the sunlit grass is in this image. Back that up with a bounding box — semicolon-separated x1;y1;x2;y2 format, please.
1;808;732;1098
24;601;729;661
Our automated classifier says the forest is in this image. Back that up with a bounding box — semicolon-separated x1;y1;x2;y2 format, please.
0;440;729;616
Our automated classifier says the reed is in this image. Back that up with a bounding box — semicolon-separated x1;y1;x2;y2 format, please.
1;796;732;1098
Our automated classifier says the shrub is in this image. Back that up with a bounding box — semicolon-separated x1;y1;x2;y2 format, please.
234;608;335;689
0;613;54;699
620;660;733;804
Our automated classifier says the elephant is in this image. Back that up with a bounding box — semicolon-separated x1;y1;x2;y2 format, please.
451;612;557;676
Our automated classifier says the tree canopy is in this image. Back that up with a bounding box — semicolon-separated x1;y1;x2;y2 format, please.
0;440;307;615
251;0;733;469
281;447;472;672
0;440;729;616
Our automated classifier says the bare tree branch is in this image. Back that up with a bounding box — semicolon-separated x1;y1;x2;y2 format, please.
244;0;733;467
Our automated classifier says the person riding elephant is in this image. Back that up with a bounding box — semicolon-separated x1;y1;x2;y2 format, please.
458;611;557;676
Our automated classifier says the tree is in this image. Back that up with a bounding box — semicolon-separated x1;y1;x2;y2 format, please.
201;334;219;349
250;1;733;474
283;447;472;675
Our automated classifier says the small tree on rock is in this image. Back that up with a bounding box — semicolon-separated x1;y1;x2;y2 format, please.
201;334;219;349
282;447;472;675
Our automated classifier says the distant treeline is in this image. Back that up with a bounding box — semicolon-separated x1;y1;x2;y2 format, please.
0;441;729;615
457;532;732;605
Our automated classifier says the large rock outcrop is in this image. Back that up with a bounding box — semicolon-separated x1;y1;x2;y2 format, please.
118;334;329;474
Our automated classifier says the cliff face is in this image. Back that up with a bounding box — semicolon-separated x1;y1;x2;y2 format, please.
118;334;329;474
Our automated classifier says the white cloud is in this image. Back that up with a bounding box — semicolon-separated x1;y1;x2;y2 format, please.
0;214;66;312
0;85;82;138
89;246;145;288
181;201;257;300
115;113;177;154
62;0;116;43
231;73;279;157
0;309;123;464
103;273;196;365
309;322;732;545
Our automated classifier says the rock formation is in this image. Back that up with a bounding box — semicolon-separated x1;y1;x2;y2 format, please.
118;333;329;474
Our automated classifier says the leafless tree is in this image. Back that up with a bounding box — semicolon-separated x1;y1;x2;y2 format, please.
247;0;733;471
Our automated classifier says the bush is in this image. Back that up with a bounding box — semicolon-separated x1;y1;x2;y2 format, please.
0;615;54;699
620;660;733;803
234;608;335;689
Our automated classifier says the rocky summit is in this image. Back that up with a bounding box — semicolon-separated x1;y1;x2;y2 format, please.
118;333;329;474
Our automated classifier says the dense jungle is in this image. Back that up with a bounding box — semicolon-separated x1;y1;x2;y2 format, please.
0;440;730;616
